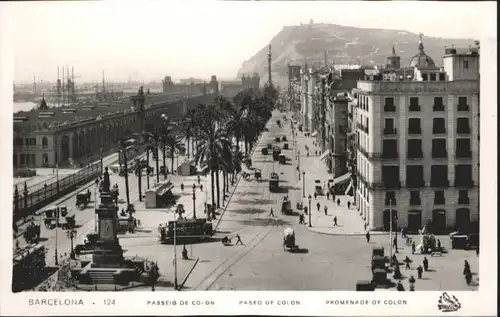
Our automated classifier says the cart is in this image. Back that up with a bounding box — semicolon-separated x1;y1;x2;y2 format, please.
272;147;281;161
372;268;388;285
356;280;375;291
314;180;324;195
62;215;76;229
283;143;289;150
279;154;286;165
269;172;279;192
371;255;387;272
254;168;262;181
261;147;268;155
283;228;297;251
267;143;272;150
372;245;385;257
59;205;68;217
281;197;292;215
76;193;89;209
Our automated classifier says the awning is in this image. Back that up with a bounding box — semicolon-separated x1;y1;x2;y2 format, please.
334;172;351;184
311;131;318;137
320;150;330;161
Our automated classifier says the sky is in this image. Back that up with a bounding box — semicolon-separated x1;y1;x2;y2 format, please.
1;1;496;83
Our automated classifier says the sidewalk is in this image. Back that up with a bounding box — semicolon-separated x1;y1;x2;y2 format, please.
294;131;367;236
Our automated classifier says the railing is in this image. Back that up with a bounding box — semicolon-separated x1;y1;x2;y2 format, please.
454;180;474;188
409;105;421;112
356;145;398;160
384;106;396;112
433;105;445;111
430;180;450;188
457;104;469;111
456;128;471;134
383;128;397;135
407;152;423;159
406;181;426;189
432;152;448;158
13;162;102;221
456;151;472;158
408;129;422;135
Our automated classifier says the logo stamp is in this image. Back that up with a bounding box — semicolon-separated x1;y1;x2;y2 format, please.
437;292;462;312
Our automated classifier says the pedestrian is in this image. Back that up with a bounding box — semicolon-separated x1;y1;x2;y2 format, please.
180;183;184;190
404;256;412;270
333;216;338;227
336;198;340;206
197;175;201;185
269;208;275;217
235;234;243;245
463;260;471;276
417;265;423;279
316;202;320;212
324;205;328;215
400;228;405;238
409;284;415;291
304;206;308;215
365;231;370;243
423;257;429;271
200;184;203;191
326;192;330;200
476;246;479;256
465;270;472;285
314;192;317;199
396;281;405;291
299;214;304;224
393;264;402;279
411;241;416;254
347;201;351;209
409;275;416;288
437;239;441;251
393;236;398;253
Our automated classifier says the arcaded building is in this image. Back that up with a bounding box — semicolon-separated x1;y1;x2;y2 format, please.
354;39;480;233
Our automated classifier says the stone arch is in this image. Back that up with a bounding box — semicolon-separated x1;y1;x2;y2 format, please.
85;129;91;154
91;127;97;151
72;133;78;158
78;130;85;157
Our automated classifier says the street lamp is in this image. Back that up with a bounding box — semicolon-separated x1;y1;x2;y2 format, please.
302;172;306;197
100;147;104;174
66;228;78;259
389;199;394;266
308;194;312;227
192;183;197;219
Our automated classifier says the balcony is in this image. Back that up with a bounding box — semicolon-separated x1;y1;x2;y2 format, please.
408;129;422;135
384;106;396;112
458;197;470;204
430;180;450;187
431;150;447;158
385;199;397;206
456;150;472;158
454;180;474;188
409;105;421;112
368;181;401;189
407;151;423;159
356;145;398;160
433;105;445;111
410;199;421;206
406;180;426;188
432;128;446;135
457;127;471;134
381;152;399;159
457;103;469;111
383;128;397;135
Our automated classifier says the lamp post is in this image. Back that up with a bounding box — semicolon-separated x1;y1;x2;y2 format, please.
192;183;197;219
389;199;393;266
298;150;301;180
302;172;305;198
100;147;104;174
66;228;77;259
54;207;59;265
173;210;178;290
308;194;312;227
55;164;59;194
135;158;143;202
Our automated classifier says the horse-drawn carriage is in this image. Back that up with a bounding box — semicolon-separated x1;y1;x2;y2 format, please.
43;206;60;229
283;143;289;150
274;137;281;143
279;154;287;165
272;147;281;161
61;215;76;230
283;228;298;251
269;172;279;192
76;190;91;209
254;168;262;181
261;147;269;155
281;196;292;215
23;222;41;244
371;245;389;286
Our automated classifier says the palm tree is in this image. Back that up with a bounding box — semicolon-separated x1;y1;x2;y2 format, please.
224;99;250;152
193;105;230;209
165;134;186;174
117;136;138;206
159;114;176;178
181;108;198;159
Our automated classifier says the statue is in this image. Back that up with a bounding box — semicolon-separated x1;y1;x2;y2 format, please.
102;167;111;193
138;86;144;96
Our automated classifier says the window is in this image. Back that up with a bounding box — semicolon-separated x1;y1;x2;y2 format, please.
432;139;447;158
42;137;48;148
439;73;445;81
458;190;470;204
382;165;400;188
434;190;445;205
408;118;421;135
422;73;428;81
433;97;445;111
406;165;424;188
455;165;473;187
458;96;469;111
463;60;469;69
382;139;398;158
432;118;446;134
384;118;396;135
20;154;25;165
457;118;470;134
366;98;369;112
385;191;396;205
384;97;395;112
409;97;420;111
407;139;423;159
410;191;421;206
430;165;449;187
366;118;369;134
430;73;437;81
456;138;472;158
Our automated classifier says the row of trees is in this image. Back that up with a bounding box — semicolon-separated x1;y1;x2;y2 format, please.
118;85;278;213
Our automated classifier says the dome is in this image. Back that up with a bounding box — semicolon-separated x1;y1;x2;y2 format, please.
409;39;436;69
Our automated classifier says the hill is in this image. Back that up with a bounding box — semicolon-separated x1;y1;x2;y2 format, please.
237;23;475;87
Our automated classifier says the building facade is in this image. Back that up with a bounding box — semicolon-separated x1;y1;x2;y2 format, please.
354;40;480;233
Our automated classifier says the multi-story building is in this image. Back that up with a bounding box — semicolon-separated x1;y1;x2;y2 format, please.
354;39;479;233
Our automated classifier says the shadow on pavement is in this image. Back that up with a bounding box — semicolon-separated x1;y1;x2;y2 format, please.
12;266;59;293
238;218;291;227
234;198;274;205
271;187;289;194
289;248;309;254
282;211;301;217
230;207;267;215
239;192;265;196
